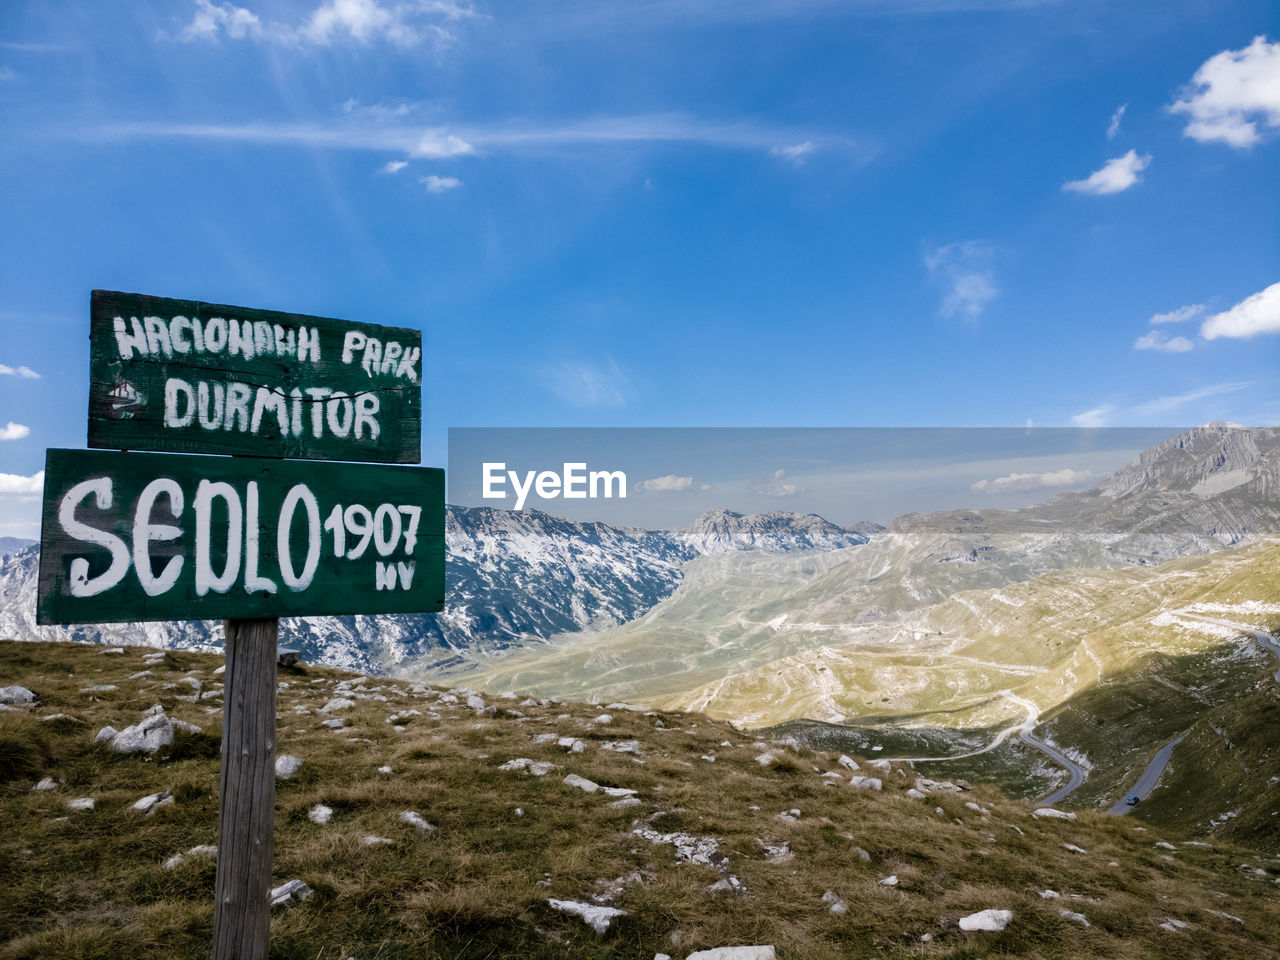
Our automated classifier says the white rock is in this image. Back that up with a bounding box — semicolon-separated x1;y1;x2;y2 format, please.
754;752;776;766
268;878;312;907
850;776;882;791
1032;808;1076;821
130;791;174;816
557;737;587;753
529;761;556;776
821;890;848;915
309;804;333;825
275;754;303;779
1060;909;1089;926
685;947;776;960
965;801;991;816
32;777;57;792
100;647;125;655
837;754;859;771
851;846;871;862
377;765;393;775
564;773;600;793
129;671;153;680
213;665;226;676
593;714;613;724
400;811;435;832
94;725;118;743
81;684;118;694
878;875;899;886
1039;890;1060;899
608;797;642;809
499;758;533;772
318;697;356;714
110;713;174;754
173;719;203;734
66;797;95;811
868;759;891;773
547;898;627;935
1159;918;1190;933
361;835;394;846
707;875;747;895
1063;843;1087;854
1155;841;1176;851
958;909;1012;932
906;788;927;800
0;685;35;704
321;718;345;729
164;854;186;870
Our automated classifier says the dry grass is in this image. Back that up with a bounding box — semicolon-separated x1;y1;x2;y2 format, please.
1;639;1279;959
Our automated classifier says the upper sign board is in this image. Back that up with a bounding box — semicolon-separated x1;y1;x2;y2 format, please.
88;290;422;463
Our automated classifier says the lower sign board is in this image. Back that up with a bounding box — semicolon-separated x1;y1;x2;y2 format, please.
37;448;444;625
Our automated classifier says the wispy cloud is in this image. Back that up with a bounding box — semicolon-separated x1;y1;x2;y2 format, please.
540;357;632;407
1134;330;1194;353
971;467;1093;494
1072;404;1114;428
635;475;693;493
1133;382;1250;417
1150;303;1204;325
1170;35;1280;148
0;470;43;495
87;114;868;166
770;141;815;163
753;467;802;497
0;423;30;441
0;364;40;379
1063;149;1151;195
1106;103;1127;139
421;174;461;193
924;240;998;320
171;0;483;50
381;159;408;174
1200;281;1280;340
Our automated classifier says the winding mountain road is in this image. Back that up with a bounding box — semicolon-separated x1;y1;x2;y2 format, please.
1109;737;1184;815
889;691;1089;803
1107;612;1278;814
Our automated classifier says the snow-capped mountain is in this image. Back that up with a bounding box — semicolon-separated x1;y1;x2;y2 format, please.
0;537;34;558
0;505;860;672
674;507;869;555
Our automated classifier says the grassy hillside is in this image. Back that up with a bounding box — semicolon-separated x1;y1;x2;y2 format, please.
2;640;1280;959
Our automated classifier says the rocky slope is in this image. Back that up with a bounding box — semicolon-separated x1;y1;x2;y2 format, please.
2;639;1278;959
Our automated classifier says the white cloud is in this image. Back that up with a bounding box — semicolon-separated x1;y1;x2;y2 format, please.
1106;103;1127;139
636;475;693;493
971;467;1093;494
381;159;408;174
1170;36;1280;148
1134;330;1194;353
412;130;476;158
1072;404;1114;428
699;483;712;491
1150;303;1204;325
180;0;263;41
1200;281;1280;340
540;357;631;407
175;0;482;50
0;364;40;378
0;422;30;441
1063;149;1151;195
421;174;461;193
0;470;43;495
924;241;998;320
771;141;815;162
753;467;802;498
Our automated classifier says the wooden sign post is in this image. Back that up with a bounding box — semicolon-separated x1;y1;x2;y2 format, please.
38;291;445;960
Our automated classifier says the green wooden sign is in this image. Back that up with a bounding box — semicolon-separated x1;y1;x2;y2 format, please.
88;290;422;463
37;448;444;625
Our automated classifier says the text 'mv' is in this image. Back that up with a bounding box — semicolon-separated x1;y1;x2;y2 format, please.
37;449;445;624
88;290;422;463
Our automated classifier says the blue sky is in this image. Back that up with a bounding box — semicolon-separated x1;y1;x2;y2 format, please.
1;0;1278;537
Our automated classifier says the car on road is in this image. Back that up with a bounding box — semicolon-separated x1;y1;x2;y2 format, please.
1125;795;1141;807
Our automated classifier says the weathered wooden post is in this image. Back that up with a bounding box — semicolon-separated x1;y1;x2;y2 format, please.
212;617;278;960
36;291;444;960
